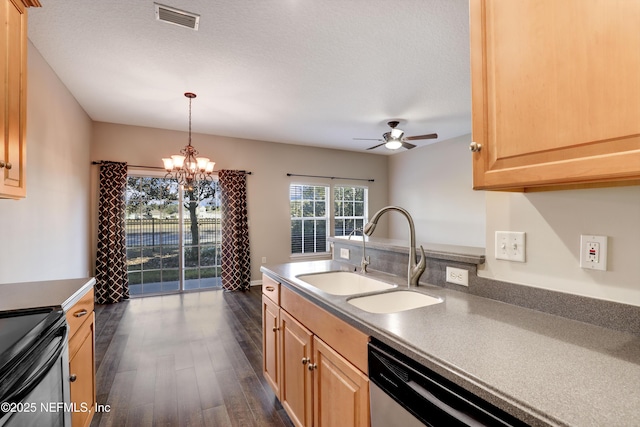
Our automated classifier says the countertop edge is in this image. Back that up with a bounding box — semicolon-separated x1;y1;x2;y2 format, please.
61;277;96;311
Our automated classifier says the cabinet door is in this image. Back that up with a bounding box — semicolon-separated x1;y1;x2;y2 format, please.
280;310;313;427
262;295;281;396
313;336;369;427
1;0;28;198
470;0;640;190
69;313;95;427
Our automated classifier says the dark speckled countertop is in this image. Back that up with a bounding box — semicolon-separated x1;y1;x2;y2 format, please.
261;261;640;427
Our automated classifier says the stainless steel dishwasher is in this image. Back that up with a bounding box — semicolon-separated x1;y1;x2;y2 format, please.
368;339;529;427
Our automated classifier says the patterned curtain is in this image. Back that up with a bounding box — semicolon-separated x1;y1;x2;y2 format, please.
95;162;129;304
219;170;251;291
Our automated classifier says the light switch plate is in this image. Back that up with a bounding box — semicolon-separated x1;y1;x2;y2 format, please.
580;235;607;271
495;231;526;262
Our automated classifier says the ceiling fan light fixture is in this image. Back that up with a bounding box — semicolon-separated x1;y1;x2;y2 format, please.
384;139;403;150
390;128;404;139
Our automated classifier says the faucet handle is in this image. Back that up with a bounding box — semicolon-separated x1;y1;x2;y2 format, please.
418;245;426;266
414;245;427;275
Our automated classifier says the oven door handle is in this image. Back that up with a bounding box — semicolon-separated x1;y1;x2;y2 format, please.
1;325;68;406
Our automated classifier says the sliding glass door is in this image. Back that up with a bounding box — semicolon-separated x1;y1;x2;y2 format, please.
182;185;221;290
125;175;221;296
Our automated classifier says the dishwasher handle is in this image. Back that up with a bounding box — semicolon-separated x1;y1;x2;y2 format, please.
368;342;529;427
370;350;482;426
405;379;484;427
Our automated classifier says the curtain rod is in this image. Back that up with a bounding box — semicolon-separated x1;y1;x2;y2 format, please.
91;161;252;175
287;173;374;182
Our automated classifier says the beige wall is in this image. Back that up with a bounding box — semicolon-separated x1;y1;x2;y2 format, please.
0;42;93;283
388;133;640;307
482;187;640;306
90;122;389;281
388;134;486;247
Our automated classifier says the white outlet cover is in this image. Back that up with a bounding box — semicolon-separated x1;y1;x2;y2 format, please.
495;231;526;262
339;248;350;260
580;235;607;271
446;267;469;286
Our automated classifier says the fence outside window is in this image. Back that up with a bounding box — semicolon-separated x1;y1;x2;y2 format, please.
125;176;221;295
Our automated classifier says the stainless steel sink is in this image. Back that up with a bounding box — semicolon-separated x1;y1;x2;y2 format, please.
348;291;442;314
296;271;396;295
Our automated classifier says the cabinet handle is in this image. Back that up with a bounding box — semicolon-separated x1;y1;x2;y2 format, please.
272;326;279;332
307;363;317;371
469;141;482;152
0;162;10;170
74;309;88;318
265;286;275;292
301;357;310;365
69;374;77;382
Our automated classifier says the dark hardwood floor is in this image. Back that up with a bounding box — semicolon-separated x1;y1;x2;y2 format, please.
90;287;293;427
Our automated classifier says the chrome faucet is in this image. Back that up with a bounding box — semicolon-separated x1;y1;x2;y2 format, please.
363;206;426;288
347;228;369;273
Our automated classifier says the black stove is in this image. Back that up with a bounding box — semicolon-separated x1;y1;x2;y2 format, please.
0;309;59;369
0;307;70;426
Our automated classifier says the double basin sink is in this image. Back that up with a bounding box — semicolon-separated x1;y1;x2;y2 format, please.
296;271;442;314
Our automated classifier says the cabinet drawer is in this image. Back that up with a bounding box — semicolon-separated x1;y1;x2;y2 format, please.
66;288;94;339
262;274;280;304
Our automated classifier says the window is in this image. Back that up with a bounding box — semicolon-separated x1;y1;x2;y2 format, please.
125;175;221;295
290;184;329;254
290;184;369;255
334;186;368;237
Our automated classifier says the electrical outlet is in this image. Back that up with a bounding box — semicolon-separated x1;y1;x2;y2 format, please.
261;257;267;264
340;248;350;260
446;267;468;286
495;231;526;262
580;235;607;271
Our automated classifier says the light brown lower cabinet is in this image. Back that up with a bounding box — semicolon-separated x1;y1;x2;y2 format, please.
66;288;96;427
262;294;281;396
312;336;369;427
262;275;370;427
280;309;313;427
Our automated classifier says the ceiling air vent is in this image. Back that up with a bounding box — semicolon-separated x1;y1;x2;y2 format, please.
154;3;200;30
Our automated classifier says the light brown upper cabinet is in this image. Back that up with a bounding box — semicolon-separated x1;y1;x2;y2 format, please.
1;0;39;199
470;0;640;191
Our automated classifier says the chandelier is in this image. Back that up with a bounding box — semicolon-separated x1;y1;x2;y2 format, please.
162;92;215;189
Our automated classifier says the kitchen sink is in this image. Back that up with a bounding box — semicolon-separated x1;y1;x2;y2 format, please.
348;290;442;314
296;271;396;295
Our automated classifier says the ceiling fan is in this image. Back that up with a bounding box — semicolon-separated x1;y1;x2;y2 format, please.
354;121;438;151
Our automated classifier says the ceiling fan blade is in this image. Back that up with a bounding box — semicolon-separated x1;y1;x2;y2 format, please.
353;138;383;141
404;133;438;141
400;141;416;150
366;142;386;150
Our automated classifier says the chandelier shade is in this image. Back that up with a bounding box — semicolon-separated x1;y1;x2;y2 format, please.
162;92;215;189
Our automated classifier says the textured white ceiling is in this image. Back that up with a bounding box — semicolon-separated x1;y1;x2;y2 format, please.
28;0;471;154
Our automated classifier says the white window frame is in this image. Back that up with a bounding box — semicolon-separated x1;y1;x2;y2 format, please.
333;185;369;237
290;183;330;257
